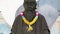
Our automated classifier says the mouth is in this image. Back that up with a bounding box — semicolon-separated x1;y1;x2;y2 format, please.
27;7;33;9
27;8;33;11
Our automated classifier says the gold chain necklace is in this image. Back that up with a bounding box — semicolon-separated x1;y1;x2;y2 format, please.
20;12;38;31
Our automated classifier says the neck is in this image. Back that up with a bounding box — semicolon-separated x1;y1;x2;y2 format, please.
24;10;36;16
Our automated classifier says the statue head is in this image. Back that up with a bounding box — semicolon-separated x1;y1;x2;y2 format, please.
23;0;37;11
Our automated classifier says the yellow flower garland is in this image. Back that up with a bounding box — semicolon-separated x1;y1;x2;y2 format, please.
20;12;38;31
22;16;38;31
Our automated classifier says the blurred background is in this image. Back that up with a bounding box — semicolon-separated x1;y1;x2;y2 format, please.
0;0;60;34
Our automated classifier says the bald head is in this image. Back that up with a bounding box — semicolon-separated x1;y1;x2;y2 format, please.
23;0;37;11
24;0;36;3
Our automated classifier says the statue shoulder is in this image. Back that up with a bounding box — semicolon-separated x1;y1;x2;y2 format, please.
15;14;22;20
38;13;45;18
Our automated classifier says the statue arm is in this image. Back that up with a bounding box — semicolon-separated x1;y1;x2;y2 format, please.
41;15;50;34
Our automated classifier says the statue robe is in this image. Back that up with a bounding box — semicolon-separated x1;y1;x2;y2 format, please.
10;11;50;34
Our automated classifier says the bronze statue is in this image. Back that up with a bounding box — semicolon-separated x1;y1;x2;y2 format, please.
10;0;50;34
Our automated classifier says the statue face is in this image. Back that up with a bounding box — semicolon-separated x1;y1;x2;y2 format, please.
23;0;37;11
